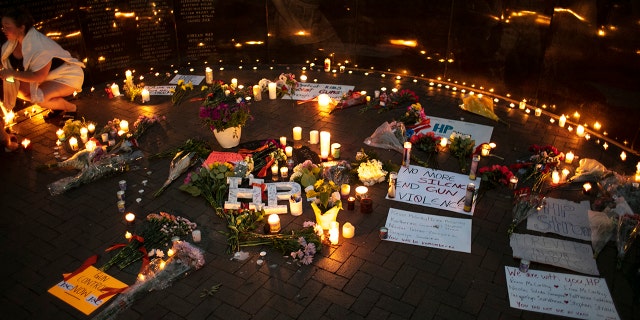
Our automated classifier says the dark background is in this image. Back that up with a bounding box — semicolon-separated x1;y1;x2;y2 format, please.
1;0;639;151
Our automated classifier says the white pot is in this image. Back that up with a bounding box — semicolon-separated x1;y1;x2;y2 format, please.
213;126;241;148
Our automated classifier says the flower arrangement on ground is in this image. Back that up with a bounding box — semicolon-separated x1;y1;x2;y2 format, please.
507;188;546;237
360;88;419;113
399;102;427;126
199;81;252;134
350;148;398;184
100;212;197;271
511;144;564;193
180;161;235;209
357;158;388;186
479;164;514;189
448;132;475;173
170;79;196;106
408;131;441;168
259;73;298;98
290;159;322;188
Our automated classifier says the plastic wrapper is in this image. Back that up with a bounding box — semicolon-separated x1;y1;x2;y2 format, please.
47;150;144;196
93;241;204;320
615;214;640;268
588;210;617;258
364;121;406;153
322;160;351;186
570;158;611;182
460;94;500;121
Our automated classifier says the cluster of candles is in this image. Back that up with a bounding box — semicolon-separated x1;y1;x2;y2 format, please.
266;213;355;245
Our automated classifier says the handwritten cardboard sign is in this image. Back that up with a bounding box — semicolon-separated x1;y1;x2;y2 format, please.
48;266;127;315
527;198;592;241
420;115;494;149
510;233;599;275
286;83;355;100
169;74;205;85
391;165;478;216
505;266;619;320
384;208;472;253
145;85;176;96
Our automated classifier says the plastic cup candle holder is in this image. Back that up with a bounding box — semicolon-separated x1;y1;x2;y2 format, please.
268;214;281;233
124;212;135;224
293;127;302;141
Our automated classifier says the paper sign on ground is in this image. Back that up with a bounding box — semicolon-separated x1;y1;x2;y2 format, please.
146;85;176;96
169;74;205;85
510;233;599;275
527;197;592;241
420;115;494;149
505;266;619;320
384;208;472;253
285;83;354;100
391;165;478;215
48;266;127;315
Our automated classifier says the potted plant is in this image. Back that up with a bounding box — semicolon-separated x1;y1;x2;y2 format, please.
199;81;252;148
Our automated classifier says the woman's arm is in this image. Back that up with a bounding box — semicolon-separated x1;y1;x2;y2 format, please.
0;60;52;83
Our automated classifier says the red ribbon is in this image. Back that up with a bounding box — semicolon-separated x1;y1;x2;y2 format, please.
138;247;150;275
97;286;128;301
62;255;98;281
257;157;275;178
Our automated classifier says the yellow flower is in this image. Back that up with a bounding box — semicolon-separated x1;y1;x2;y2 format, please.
186;82;194;90
177;79;185;85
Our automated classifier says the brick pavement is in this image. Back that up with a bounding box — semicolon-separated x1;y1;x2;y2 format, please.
0;66;638;319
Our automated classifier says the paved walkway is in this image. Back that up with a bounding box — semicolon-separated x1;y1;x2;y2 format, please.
1;66;638;319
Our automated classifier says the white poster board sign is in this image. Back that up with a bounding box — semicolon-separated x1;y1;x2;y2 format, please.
286;83;355;101
505;267;619;320
384;208;471;253
146;85;176;96
392;165;477;215
510;233;599;275
420;116;494;149
527;198;592;241
169;74;205;85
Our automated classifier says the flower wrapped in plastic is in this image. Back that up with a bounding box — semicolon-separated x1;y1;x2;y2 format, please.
507;188;546;237
289;160;321;188
615;213;640;268
448;132;475;173
588;209;617;258
364;121;406;153
92;241;205;320
357;159;388;186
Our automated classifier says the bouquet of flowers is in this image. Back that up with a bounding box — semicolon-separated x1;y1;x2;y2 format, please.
180;162;235;209
290;159;322;188
361;89;419;113
357;159;388;186
615;213;640;268
100;212;197;271
93;241;205;320
399;102;428;126
306;179;342;212
258;73;298;99
218;208;266;253
199;81;252;132
507;188;546;237
170;79;196;106
479;165;514;190
408;131;440;168
449;132;475;173
511;144;564;193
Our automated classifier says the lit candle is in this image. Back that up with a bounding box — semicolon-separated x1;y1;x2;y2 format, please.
340;184;351;198
551;169;560;185
101;133;109;143
317;94;331;108
576;125;585;137
309;130;319;144
119;120;129;132
402;142;412;167
285;146;293;157
565;151;574;164
80;127;88;142
87;123;95;134
192;230;201;243
268;82;277;99
125;231;132;240
205;67;214;85
300;74;307;82
583;182;592;194
534;108;542;116
481;144;491;157
593;121;601;130
280;166;288;179
280;136;287;147
324;58;331;72
231;78;238;89
561;168;570;182
268;214;281;233
573;111;580;120
125;70;133;82
110;83;121;96
141;88;150;103
320;131;331;159
21;138;30;149
331;143;341;159
439;137;447;148
355;186;368;199
271;164;279;180
620;151;627;161
68;137;78;151
558;114;566;127
342;222;355;239
519;99;526;110
509;176;518;190
329;221;339;245
125;212;136;223
85;139;97;152
347;196;356;210
167;248;174;257
56;128;65;140
252;85;261;101
292;127;302;141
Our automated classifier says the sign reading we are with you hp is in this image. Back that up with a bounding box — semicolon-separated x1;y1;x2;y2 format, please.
390;165;478;215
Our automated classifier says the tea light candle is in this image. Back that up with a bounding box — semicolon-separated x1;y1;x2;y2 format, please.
293;126;302;140
252;85;261;101
21;138;30;149
280;167;288;179
141;88;150;103
192;230;201;243
519;99;526;110
576;125;585;137
125;231;132;240
317;94;332;108
534;108;542;116
231;78;238;88
285;146;293;157
347;196;356;210
620;151;627;161
593;121;601;130
583;182;592;194
329;221;339;244
111;83;121;96
480;144;491;157
268;214;281;233
340;184;351;198
355;186;368;199
551;169;560;185
439;137;448;147
309;130;319;144
509;176;518;190
119;120;129;132
320;131;331;159
271;164;279;180
125;212;136;224
85;139;97;152
280;136;287;147
565;151;574;164
56;128;65;140
205;67;214;84
342;222;355;239
558;114;566;127
561;168;570;182
331;143;341;159
167;248;175;257
268;82;277;99
68;137;79;151
80;127;88;142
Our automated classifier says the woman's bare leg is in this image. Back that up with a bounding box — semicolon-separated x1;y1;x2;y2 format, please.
36;81;77;112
